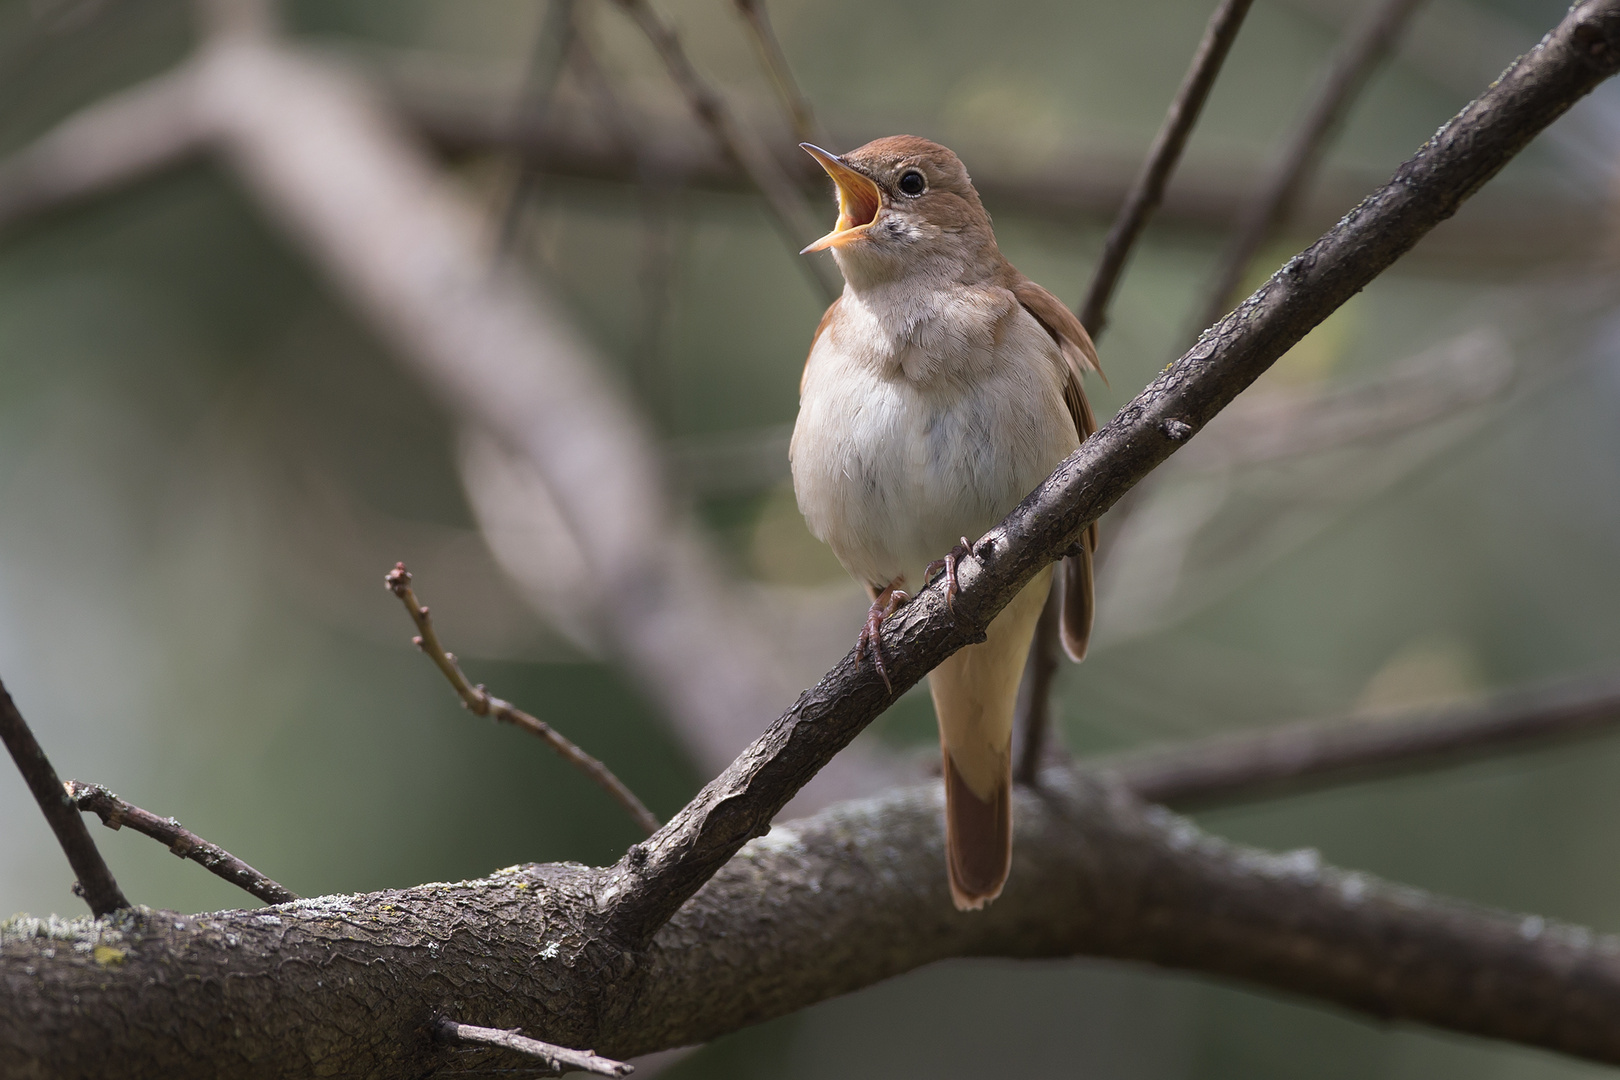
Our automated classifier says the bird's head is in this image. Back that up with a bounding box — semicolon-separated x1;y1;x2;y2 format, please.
800;136;998;288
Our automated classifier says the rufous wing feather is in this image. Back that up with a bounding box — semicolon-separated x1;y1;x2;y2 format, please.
1011;276;1100;663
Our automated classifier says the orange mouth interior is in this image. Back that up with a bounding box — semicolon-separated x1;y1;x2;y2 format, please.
800;143;882;253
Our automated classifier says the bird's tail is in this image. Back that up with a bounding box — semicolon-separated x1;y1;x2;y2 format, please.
943;746;1012;910
929;566;1051;911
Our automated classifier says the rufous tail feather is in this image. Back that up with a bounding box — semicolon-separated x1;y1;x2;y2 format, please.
943;749;1012;910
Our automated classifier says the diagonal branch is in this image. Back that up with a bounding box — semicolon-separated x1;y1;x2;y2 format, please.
1108;672;1620;809
732;0;826;146
386;563;660;836
0;679;128;917
64;781;297;905
1195;0;1428;335
610;0;841;301
596;0;1620;946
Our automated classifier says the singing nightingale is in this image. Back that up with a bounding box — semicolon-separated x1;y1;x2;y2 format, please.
790;136;1101;910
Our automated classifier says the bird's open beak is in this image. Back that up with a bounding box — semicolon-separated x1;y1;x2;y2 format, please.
800;143;882;254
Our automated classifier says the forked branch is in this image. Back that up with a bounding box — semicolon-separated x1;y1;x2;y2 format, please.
0;679;128;916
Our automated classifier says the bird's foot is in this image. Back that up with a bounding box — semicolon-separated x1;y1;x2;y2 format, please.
925;537;977;615
857;583;909;693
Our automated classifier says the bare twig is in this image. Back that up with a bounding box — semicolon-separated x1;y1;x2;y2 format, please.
385;563;661;836
731;0;825;145
63;781;297;905
0;679;128;916
595;0;1620;946
1012;581;1062;785
497;0;578;253
1108;672;1620;808
1020;0;1257;789
1079;0;1256;336
436;1017;633;1077
1195;0;1428;335
609;0;841;301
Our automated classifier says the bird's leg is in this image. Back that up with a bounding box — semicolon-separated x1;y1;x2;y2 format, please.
857;581;909;693
925;537;977;615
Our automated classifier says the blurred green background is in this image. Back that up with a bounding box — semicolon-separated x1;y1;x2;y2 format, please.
4;0;1620;1076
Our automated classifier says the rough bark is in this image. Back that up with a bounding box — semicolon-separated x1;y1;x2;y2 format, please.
8;770;1620;1078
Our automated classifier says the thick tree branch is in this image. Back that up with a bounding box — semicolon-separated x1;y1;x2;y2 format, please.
1108;672;1620;809
1079;0;1256;336
1196;0;1427;334
386;562;661;835
597;0;1620;947
64;781;297;906
9;769;1620;1076
0;680;128;917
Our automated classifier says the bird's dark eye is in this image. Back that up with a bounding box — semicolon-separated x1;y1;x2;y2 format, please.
898;170;926;196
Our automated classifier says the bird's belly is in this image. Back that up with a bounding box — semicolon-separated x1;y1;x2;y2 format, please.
791;365;1075;593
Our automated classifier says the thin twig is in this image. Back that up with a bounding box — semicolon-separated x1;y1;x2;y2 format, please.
1019;0;1257;788
497;0;578;253
0;678;128;916
385;563;660;836
1079;0;1256;336
1107;672;1620;809
1012;581;1062;785
731;0;824;145
436;1018;633;1077
64;780;297;905
610;0;841;301
1195;0;1428;335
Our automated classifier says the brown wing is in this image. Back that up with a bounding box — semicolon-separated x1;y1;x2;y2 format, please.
801;296;842;395
1011;277;1100;663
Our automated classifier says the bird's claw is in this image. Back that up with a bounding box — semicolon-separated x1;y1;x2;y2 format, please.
925;537;977;615
858;586;909;693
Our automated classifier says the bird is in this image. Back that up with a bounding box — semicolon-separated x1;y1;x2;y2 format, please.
789;136;1101;910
